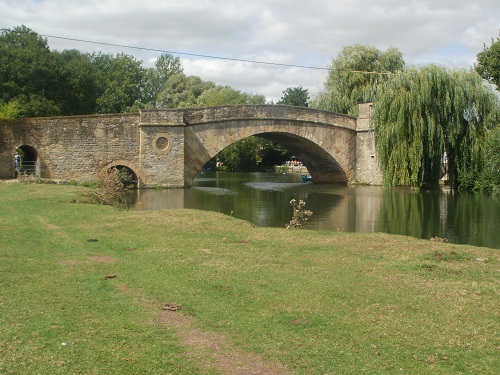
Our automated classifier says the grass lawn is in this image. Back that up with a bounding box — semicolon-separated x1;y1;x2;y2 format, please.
0;183;498;374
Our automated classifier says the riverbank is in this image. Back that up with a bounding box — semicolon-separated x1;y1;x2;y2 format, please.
1;183;498;374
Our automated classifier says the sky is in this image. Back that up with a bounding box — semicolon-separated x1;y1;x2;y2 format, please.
1;0;499;102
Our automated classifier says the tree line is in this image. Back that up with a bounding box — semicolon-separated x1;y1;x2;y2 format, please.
0;25;269;118
1;25;498;193
0;25;311;119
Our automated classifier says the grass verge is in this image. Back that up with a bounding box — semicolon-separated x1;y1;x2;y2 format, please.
0;183;498;374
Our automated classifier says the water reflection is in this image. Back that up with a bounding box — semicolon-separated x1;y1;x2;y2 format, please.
130;172;499;249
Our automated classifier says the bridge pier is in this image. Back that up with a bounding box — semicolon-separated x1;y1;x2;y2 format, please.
355;103;383;185
139;109;186;187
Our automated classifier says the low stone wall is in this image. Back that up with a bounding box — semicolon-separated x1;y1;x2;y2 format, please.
0;113;141;182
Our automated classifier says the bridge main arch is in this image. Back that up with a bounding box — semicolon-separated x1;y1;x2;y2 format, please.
179;105;357;186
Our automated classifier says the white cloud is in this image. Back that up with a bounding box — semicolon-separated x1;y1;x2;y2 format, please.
1;0;499;102
183;58;326;102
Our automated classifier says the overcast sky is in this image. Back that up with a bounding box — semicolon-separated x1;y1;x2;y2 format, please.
1;0;499;102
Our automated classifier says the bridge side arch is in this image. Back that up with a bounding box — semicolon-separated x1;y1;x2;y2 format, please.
14;144;40;177
102;160;145;187
184;118;356;186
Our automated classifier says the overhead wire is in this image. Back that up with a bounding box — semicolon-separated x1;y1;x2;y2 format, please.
40;34;393;75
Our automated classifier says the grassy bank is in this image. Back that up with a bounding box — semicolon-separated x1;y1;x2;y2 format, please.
0;183;498;374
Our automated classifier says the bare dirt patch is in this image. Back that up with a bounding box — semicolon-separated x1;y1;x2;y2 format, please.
38;217;60;230
118;284;289;375
156;307;289;375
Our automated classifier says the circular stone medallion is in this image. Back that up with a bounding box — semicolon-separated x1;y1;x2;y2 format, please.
152;133;173;154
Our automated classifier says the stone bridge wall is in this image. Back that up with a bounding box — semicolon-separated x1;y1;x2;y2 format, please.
0;104;382;186
0;113;142;182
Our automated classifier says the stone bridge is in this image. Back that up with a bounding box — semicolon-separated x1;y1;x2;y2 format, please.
0;104;382;187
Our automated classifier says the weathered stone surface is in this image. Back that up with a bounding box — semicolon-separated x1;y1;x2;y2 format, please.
355;103;383;185
0;104;383;186
0;113;141;182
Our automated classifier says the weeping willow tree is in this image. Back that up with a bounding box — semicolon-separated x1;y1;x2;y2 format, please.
373;65;499;189
312;45;404;116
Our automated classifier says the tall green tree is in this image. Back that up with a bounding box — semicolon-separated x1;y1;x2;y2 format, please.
478;125;500;195
0;25;60;117
92;52;145;113
143;53;183;108
53;49;99;115
217;136;290;172
475;34;500;89
259;139;291;166
277;86;309;107
195;86;265;107
0;100;21;121
313;45;404;116
157;73;215;108
373;65;499;189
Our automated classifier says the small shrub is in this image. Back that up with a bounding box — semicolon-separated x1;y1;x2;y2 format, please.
84;167;126;206
286;199;313;229
18;172;42;184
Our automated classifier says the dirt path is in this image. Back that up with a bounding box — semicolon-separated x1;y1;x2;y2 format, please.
156;305;289;375
119;285;289;375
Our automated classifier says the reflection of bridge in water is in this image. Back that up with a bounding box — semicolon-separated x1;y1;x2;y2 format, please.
0;104;382;187
129;173;383;234
129;177;499;249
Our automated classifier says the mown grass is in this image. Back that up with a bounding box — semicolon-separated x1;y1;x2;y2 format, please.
0;183;498;374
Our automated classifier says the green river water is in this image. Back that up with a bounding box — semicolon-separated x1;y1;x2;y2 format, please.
130;171;499;249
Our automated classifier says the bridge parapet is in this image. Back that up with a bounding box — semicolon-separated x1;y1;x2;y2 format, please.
182;105;356;129
139;105;356;130
139;109;184;126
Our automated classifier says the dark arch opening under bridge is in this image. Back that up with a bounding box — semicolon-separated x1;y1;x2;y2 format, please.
255;132;347;184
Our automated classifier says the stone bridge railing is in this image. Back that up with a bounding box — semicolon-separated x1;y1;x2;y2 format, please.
140;105;357;130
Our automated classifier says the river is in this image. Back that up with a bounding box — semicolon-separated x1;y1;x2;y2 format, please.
130;171;499;249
